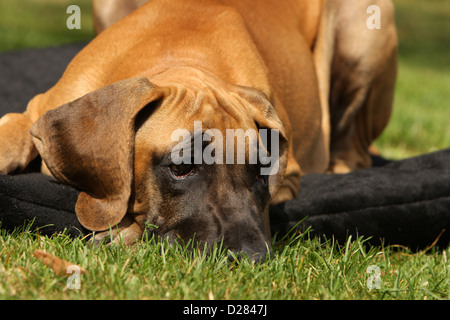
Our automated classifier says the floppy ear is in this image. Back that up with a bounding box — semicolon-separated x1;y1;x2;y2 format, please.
30;77;165;231
237;87;289;198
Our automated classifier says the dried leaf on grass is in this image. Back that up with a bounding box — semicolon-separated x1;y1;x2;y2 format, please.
33;250;88;276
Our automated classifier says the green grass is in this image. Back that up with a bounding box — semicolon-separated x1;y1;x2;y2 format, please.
374;0;450;159
375;60;450;158
0;0;449;300
0;0;94;51
1;225;449;300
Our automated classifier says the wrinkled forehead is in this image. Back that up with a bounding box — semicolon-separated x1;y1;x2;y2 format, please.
136;86;258;155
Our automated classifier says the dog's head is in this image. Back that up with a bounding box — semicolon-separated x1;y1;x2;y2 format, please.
30;77;288;261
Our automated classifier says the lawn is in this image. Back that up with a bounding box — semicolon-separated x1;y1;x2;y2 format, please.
373;0;450;159
0;0;94;51
0;0;449;300
1;225;449;300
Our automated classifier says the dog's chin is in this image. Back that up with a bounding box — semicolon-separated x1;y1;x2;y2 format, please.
144;227;271;263
227;245;272;264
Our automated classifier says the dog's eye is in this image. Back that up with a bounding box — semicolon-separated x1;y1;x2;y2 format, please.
256;173;268;185
255;162;269;185
169;163;196;180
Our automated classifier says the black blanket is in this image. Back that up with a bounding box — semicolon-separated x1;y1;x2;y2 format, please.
1;43;449;249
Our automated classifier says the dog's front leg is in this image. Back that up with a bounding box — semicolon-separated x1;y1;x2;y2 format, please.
0;113;38;174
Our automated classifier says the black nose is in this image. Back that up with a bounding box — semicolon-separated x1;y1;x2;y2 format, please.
228;244;272;263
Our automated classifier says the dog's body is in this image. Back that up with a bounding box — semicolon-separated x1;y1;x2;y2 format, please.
0;0;397;260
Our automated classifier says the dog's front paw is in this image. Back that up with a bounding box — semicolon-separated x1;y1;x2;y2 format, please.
270;185;296;204
327;161;352;174
0;113;38;174
90;229;116;247
88;216;144;247
270;172;300;205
